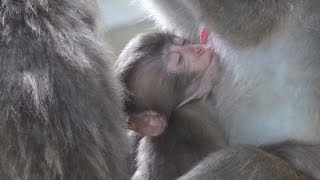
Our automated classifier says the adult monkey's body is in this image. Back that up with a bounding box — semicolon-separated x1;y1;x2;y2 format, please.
138;0;320;179
0;1;128;179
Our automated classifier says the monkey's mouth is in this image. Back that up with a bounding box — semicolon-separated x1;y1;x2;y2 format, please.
199;25;219;67
199;25;215;55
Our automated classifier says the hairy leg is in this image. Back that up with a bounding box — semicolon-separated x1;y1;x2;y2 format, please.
265;142;320;180
178;146;307;180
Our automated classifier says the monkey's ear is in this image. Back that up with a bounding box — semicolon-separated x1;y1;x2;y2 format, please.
128;111;168;137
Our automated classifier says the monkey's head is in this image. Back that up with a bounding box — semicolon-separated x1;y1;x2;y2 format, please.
116;32;218;117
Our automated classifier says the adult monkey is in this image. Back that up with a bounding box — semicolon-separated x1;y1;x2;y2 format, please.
135;0;320;179
0;0;128;180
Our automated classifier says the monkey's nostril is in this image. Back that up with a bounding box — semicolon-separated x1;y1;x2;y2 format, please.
193;46;203;55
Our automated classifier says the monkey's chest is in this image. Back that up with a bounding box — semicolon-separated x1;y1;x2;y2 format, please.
216;77;320;146
209;23;320;146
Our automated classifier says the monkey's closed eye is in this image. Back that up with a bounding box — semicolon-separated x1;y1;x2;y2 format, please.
167;52;183;72
168;52;182;66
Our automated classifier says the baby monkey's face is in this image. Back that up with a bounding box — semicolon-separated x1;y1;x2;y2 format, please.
166;37;214;74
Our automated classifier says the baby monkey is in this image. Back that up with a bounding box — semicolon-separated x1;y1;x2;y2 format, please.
116;32;225;179
117;32;221;136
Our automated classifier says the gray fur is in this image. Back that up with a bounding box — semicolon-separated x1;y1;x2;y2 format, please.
0;0;128;179
177;146;306;180
132;102;225;180
117;32;225;180
137;0;320;179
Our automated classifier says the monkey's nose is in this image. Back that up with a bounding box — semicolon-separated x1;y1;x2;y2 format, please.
191;45;205;56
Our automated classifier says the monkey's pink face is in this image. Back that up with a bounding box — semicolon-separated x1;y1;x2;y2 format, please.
166;37;214;74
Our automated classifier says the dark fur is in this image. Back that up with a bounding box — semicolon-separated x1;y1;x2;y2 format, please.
0;0;128;179
130;102;225;180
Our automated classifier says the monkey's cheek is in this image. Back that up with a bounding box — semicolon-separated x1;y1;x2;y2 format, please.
209;52;220;67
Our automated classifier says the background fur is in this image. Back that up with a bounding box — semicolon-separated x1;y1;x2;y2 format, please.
0;0;128;179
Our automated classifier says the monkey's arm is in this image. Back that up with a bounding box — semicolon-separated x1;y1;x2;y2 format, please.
177;145;308;180
264;142;320;179
140;0;201;42
181;0;289;46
